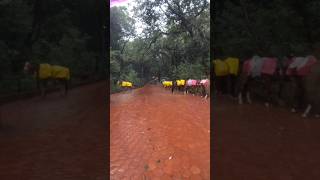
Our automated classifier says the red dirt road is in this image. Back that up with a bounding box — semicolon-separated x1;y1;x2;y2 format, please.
110;85;210;179
0;82;108;180
213;95;320;180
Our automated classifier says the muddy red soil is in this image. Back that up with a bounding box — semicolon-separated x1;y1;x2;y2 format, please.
213;95;320;180
110;85;210;179
0;82;108;180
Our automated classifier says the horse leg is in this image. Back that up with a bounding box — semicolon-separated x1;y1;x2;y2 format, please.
302;104;312;118
64;79;68;95
242;78;251;104
291;83;297;113
40;84;45;98
203;86;207;98
246;91;252;104
41;80;48;98
238;92;243;104
315;104;320;118
201;86;204;97
291;78;299;112
227;75;232;97
57;79;64;96
245;80;252;104
59;79;68;96
237;75;246;104
264;76;272;108
314;101;320;118
230;75;236;98
291;76;304;113
204;86;209;100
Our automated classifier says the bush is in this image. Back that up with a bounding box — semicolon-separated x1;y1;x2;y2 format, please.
120;69;142;87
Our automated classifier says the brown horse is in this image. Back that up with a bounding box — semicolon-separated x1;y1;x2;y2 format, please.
185;79;198;95
23;62;70;97
284;56;320;118
236;56;282;107
200;79;210;99
117;80;133;90
237;55;320;118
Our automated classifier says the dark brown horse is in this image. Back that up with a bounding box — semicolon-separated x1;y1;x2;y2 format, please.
236;56;282;107
185;79;198;95
283;56;320;118
237;55;320;118
200;79;210;99
23;62;70;97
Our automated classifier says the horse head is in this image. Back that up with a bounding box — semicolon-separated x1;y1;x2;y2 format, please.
23;61;35;75
117;80;121;85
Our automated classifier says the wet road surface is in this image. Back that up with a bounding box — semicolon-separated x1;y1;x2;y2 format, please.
110;85;210;179
0;82;108;180
213;95;320;180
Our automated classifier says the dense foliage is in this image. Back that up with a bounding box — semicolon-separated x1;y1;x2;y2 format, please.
214;0;320;59
0;0;107;96
110;0;210;92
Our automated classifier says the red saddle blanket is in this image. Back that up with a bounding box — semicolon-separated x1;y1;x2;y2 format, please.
286;56;317;76
261;57;277;75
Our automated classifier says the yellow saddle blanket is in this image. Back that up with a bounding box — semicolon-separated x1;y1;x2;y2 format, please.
38;64;70;80
225;57;239;75
121;81;133;87
176;79;186;86
213;59;229;76
162;81;173;87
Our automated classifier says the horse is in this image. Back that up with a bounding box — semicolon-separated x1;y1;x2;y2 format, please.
213;57;240;98
118;80;133;90
224;57;240;98
213;59;229;95
23;62;70;97
162;81;173;89
200;79;210;99
171;80;177;94
236;56;281;106
176;79;186;92
283;55;320;118
170;79;186;94
185;79;198;95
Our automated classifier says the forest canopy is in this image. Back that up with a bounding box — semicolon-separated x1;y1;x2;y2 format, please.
110;0;210;92
213;0;320;59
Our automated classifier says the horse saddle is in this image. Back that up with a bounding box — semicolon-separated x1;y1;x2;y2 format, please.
214;59;229;76
225;57;239;75
286;56;317;76
39;63;70;80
